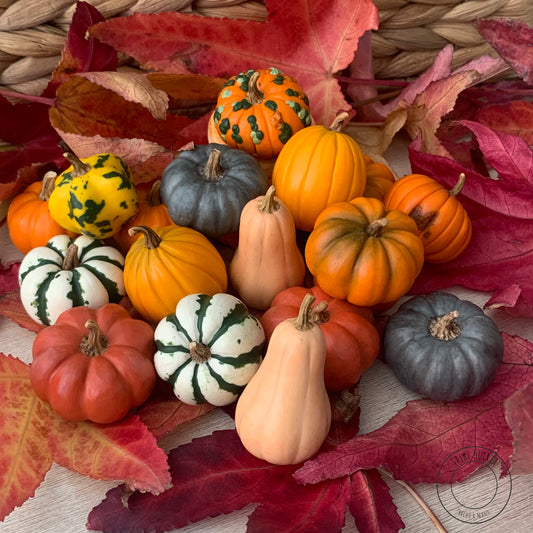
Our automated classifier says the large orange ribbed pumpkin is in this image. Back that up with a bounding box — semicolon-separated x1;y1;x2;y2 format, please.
271;113;367;232
384;173;472;263
123;225;228;324
305;197;424;307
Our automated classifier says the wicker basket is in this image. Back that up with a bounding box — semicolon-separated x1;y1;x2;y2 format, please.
0;0;532;95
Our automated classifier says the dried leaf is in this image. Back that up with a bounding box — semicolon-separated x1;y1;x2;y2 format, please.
0;291;45;334
294;333;533;486
504;382;533;474
0;261;20;294
88;0;379;126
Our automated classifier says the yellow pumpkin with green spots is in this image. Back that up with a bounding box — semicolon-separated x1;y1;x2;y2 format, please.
49;152;138;239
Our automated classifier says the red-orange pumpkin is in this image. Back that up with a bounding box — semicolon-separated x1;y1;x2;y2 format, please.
260;286;379;391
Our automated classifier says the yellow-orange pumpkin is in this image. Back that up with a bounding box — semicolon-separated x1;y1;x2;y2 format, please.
271;113;367;231
363;155;395;202
384;173;472;263
305;197;424;307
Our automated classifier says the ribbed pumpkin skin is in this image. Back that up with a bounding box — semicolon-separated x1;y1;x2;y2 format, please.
212;68;312;159
7;176;76;254
305;197;424;307
363;156;395;202
229;186;306;310
160;143;269;237
123;225;228;325
272;125;367;231
260;285;379;391
384;291;504;401
18;234;125;326
384;173;472;263
154;293;265;406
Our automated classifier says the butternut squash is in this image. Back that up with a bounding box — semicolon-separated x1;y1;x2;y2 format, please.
229;185;306;310
235;294;331;465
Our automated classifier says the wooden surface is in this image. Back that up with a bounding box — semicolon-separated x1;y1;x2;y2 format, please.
1;135;532;532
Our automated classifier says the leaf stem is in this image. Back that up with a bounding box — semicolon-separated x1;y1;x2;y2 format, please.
0;89;55;106
377;468;448;533
335;76;410;88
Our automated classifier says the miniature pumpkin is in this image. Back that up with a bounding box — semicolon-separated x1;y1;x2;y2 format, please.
19;234;125;326
305;197;424;307
383;291;504;401
363;155;395;202
113;180;174;253
7;171;77;254
154;293;265;406
260;285;379;391
229;185;306;310
212;67;312;159
48;152;138;239
384;173;472;263
235;294;331;465
160;143;269;236
31;303;156;423
271;112;367;231
123;225;228;324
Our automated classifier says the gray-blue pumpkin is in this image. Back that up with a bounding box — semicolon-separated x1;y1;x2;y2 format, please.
383;291;503;401
160;143;269;236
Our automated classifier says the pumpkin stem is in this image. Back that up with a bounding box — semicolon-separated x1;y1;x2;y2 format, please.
258;185;280;214
62;244;80;269
329;111;350;132
146;180;163;207
310;300;330;325
63;152;91;177
366;218;388;237
429;310;461;340
81;319;109;356
246;71;264;105
128;225;162;249
39;171;57;201
294;293;318;331
203;149;223;181
189;341;211;363
449;173;466;197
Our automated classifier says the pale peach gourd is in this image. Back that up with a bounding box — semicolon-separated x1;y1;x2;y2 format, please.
229;185;306;310
235;294;332;465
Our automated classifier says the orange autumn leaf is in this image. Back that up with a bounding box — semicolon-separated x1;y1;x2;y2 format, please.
0;353;171;522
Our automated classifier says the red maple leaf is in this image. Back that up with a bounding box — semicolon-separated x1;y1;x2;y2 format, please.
88;0;379;126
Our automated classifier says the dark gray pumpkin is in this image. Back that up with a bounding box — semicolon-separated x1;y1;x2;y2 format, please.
383;291;503;401
160;143;269;236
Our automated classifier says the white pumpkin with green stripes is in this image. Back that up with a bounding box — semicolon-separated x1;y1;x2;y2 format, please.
154;293;265;406
18;234;125;326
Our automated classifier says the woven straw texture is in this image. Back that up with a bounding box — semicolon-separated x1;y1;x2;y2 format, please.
0;0;532;95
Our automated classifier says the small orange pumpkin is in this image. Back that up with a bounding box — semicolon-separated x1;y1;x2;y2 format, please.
113;180;174;253
363;155;395;202
123;225;228;324
271;112;367;231
229;185;306;310
384;173;472;263
211;67;312;160
7;171;76;253
305;197;425;307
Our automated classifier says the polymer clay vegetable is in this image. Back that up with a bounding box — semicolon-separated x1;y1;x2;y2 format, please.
229;185;306;310
305;197;425;307
154;293;265;406
160;143;269;236
19;234;125;326
383;291;504;401
7;171;77;254
211;67;312;159
48;152;138;239
260;285;379;391
363;155;395;202
123;225;228;324
113;180;174;253
384;173;472;263
235;294;331;465
271;112;367;231
31;303;156;423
